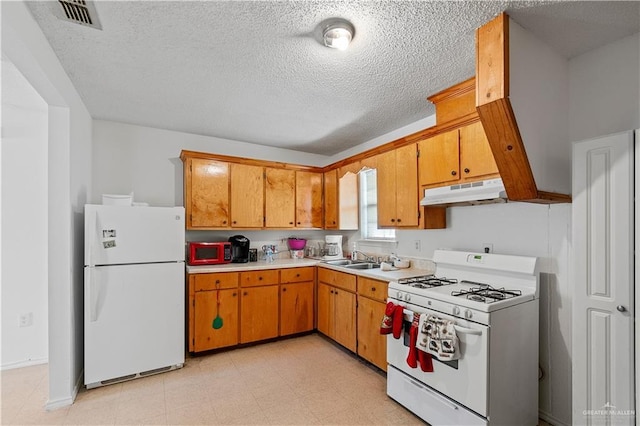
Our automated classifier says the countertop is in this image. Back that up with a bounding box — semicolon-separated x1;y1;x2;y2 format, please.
186;258;434;282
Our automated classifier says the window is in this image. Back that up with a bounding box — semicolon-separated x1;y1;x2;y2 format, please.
359;168;395;240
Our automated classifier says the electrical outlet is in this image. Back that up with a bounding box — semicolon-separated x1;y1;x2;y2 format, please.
414;240;421;251
19;312;33;327
482;243;493;254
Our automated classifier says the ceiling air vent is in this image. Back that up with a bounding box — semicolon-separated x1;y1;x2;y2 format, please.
55;0;102;30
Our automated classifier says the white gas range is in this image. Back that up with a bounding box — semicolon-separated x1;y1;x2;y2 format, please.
386;250;539;426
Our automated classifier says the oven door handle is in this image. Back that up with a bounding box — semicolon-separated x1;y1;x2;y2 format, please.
453;325;482;335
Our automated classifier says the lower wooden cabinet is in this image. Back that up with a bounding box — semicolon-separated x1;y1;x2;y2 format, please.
280;281;314;336
317;282;357;353
240;285;279;343
188;266;316;352
357;296;387;371
188;272;240;352
356;276;389;371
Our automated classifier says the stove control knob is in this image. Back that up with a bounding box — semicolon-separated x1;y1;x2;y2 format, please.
396;291;403;299
404;293;411;302
464;309;473;319
452;306;461;315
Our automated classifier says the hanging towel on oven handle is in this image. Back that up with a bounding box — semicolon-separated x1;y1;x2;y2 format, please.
416;314;460;361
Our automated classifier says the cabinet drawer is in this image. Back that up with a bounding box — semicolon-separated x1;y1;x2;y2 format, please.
358;277;388;302
318;268;356;292
193;272;238;291
241;269;279;287
280;267;315;283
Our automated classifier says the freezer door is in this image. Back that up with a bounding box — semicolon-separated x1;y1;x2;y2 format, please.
85;205;185;266
84;263;185;386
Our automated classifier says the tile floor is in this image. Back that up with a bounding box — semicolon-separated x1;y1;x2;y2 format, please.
2;334;426;425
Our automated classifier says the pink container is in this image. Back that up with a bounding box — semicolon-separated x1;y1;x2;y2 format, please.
287;238;307;250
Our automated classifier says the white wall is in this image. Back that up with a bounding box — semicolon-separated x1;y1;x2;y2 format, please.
1;60;49;368
569;32;640;142
2;1;93;409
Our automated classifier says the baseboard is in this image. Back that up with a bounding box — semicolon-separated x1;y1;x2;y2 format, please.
0;357;48;371
44;368;83;411
539;409;570;426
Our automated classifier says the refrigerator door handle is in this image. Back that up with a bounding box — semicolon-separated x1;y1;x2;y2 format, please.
89;271;99;322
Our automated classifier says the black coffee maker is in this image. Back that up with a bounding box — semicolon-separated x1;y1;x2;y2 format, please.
228;235;250;263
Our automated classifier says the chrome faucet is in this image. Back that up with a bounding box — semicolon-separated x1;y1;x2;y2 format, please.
352;250;375;262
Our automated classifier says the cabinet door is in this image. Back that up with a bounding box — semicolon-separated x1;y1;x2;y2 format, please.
295;171;323;228
316;283;332;337
194;289;239;352
418;129;460;186
280;282;314;336
376;151;397;227
324;169;338;229
394;144;419;227
459;121;499;179
187;158;230;228
357;296;387;371
265;168;295;228
240;285;279;343
230;163;264;228
333;287;357;353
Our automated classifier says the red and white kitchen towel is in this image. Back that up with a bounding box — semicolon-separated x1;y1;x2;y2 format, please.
417;314;460;361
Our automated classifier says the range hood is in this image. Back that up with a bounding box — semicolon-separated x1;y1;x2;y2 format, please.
420;178;507;206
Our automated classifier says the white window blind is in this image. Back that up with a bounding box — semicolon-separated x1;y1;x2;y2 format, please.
359;169;395;240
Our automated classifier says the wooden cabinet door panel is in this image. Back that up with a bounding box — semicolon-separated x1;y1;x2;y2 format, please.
189;158;230;228
280;282;314;336
333;288;357;353
240;270;279;287
394;144;419;227
194;272;238;291
230;163;264;228
376;151;397;227
318;268;356;292
194;289;238;352
324;169;338;229
296;171;323;228
265;168;295;228
316;283;332;337
459;121;499;178
357;297;387;371
418;129;460;186
240;286;279;343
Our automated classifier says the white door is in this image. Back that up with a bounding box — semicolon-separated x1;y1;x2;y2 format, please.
572;131;635;425
85;205;185;266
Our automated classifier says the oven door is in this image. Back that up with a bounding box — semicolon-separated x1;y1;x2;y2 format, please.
386;301;489;417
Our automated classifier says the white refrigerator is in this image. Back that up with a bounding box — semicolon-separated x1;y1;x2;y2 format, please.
84;204;185;388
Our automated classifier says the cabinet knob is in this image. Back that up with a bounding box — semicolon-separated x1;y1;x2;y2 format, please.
464;168;470;174
215;280;220;284
222;220;227;224
232;292;237;297
371;287;376;292
258;276;263;280
289;222;294;225
282;288;287;292
451;171;457;176
391;218;395;222
397;218;401;223
296;273;300;277
233;221;237;224
243;291;248;296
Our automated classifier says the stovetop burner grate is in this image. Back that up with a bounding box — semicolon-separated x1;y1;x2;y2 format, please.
396;275;458;289
451;280;522;304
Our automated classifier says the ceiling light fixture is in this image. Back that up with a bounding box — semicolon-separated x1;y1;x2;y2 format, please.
322;19;355;51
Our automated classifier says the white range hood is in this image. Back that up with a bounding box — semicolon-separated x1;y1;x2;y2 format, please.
419;178;507;206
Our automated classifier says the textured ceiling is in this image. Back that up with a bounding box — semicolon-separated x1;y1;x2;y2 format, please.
24;1;640;156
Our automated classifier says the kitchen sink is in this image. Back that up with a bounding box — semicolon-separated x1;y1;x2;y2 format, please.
343;262;380;270
323;259;357;266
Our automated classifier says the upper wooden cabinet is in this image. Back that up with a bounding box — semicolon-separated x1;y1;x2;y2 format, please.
184;158;230;228
376;144;419;228
265;167;295;228
323;169;338;229
230;163;264;228
295;171;323;228
418;121;499;188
